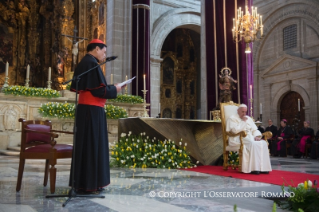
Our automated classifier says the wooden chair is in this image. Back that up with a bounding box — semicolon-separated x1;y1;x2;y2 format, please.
220;102;273;172
16;118;73;194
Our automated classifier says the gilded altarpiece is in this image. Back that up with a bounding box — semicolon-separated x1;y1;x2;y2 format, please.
160;29;197;119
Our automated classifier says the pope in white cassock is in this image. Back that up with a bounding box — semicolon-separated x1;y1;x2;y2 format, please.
226;104;272;174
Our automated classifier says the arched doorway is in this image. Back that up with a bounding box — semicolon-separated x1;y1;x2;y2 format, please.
159;28;200;119
280;91;305;129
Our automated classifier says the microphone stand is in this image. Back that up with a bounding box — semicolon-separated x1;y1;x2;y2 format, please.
46;56;116;206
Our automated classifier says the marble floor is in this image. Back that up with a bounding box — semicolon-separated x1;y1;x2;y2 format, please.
0;155;318;212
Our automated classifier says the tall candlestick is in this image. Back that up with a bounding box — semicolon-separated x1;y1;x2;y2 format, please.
5;61;9;77
298;99;300;111
250;85;252;98
48;67;51;81
143;74;146;91
125;75;128;81
26;65;30;79
111;74;113;84
260;103;262;114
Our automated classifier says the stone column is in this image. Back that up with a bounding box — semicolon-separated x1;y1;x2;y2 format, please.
150;56;162;117
132;0;150;112
263;83;272;124
308;77;318;127
200;0;207;119
106;0;132;90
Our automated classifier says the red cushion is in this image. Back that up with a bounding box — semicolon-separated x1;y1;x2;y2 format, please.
26;124;51;144
25;144;73;153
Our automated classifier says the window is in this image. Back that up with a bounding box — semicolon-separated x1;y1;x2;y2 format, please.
283;24;297;50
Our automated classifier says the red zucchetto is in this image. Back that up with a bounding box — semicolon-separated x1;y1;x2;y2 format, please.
89;39;105;44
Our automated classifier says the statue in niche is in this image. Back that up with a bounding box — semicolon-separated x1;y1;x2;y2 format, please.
4;105;17;131
56;52;64;77
162;57;174;85
162;108;172;118
217;67;237;109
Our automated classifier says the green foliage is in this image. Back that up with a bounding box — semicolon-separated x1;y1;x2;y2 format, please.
2;85;60;98
38;102;128;119
108;94;144;104
275;180;319;212
110;133;197;169
66;83;71;90
228;151;239;165
272;203;277;212
105;104;128;119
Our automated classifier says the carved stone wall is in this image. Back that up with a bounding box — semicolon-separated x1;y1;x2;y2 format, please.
253;0;319;127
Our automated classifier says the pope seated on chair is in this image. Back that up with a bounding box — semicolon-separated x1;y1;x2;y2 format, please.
226;104;272;174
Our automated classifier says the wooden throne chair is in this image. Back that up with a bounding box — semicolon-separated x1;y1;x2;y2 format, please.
16;118;73;194
220;102;272;172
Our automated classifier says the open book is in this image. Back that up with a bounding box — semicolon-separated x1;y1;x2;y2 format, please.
118;76;136;87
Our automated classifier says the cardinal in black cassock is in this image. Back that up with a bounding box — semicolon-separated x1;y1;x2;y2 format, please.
69;39;121;192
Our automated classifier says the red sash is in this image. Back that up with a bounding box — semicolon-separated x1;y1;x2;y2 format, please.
78;91;106;108
298;135;311;153
277;133;285;151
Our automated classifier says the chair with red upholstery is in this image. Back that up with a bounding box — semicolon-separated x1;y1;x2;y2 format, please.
16;118;73;194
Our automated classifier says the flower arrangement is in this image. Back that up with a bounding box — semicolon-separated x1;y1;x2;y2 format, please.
2;85;60;98
38;102;128;119
110;132;198;169
274;179;319;212
108;94;144;104
228;151;239;166
105;104;128;119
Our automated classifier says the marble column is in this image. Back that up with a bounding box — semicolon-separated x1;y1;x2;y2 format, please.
132;0;150;113
150;56;162;117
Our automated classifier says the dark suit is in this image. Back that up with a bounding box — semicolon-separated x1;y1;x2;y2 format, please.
310;130;319;159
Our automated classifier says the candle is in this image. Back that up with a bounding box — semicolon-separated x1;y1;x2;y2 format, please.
260;103;262;114
125;75;128;81
298;99;300;111
143;74;146;91
48;67;51;81
5;61;9;77
111;74;113;84
260;15;262;26
250;85;252;98
26;65;30;79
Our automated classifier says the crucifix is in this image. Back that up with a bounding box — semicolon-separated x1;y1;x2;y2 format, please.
62;26;88;72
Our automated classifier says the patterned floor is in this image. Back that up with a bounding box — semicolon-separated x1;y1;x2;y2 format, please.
0;155;318;212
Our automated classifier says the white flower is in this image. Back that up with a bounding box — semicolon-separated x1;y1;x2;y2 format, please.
149;144;152;147
194;165;197;168
141;158;144;161
196;161;199;164
147;136;149;139
140;133;143;136
137;139;140;143
179;142;182;145
136;145;138;148
185;167;187;169
154;137;156;140
126;156;129;159
165;145;167;148
308;180;313;188
132;138;134;141
131;155;135;158
145;139;147;143
143;132;146;135
126;139;128;141
121;133;126;137
129;131;132;134
185;143;187;146
298;183;304;188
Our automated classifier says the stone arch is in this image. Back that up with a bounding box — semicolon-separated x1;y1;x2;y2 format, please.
272;84;310;112
253;1;319;69
151;8;201;57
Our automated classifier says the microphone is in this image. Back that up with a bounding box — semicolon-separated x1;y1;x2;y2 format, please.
105;56;118;61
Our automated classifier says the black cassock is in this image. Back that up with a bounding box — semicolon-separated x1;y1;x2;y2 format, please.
69;54;117;191
271;126;293;157
310;130;319;159
291;127;314;157
265;125;277;149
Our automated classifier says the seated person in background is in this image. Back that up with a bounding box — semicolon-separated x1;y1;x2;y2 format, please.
265;119;277;149
226;104;272;175
310;126;319;159
291;121;314;158
271;119;294;157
